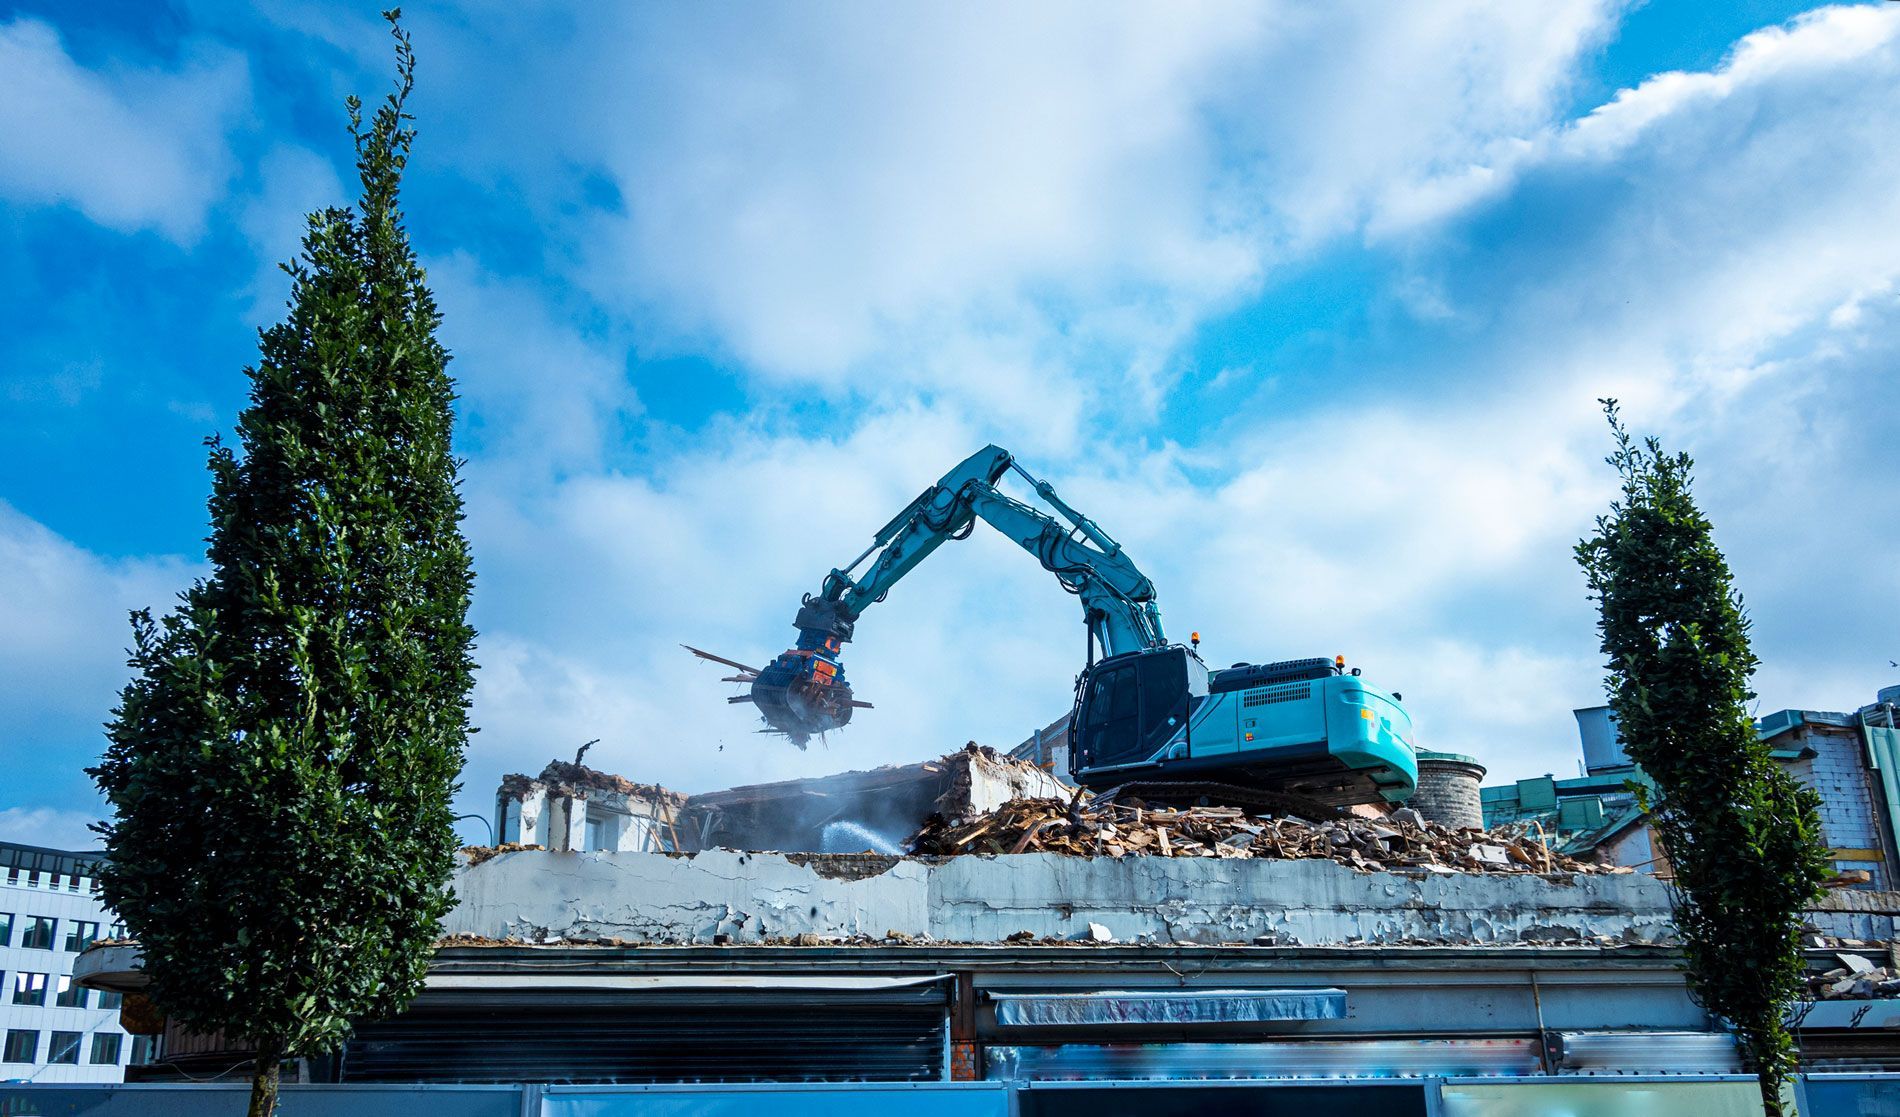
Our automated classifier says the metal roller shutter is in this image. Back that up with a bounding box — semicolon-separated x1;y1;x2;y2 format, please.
342;979;950;1084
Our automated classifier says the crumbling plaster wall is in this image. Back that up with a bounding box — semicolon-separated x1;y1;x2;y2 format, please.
450;849;931;944
446;850;1681;947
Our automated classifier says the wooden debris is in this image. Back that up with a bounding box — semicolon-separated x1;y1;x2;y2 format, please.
907;797;1616;875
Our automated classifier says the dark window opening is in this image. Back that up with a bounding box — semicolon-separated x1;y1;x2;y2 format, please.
21;915;55;950
3;1029;39;1064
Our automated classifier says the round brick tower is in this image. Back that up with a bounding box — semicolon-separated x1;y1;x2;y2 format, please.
1411;750;1488;830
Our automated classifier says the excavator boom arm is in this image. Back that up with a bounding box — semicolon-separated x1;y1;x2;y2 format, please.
803;445;1165;658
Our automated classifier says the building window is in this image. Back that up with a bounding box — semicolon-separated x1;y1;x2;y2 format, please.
47;1031;80;1065
90;1032;122;1065
108;921;125;939
21;915;56;949
54;975;89;1009
12;972;48;1006
64;920;99;952
99;990;123;1010
0;912;12;947
2;1029;37;1064
129;1035;158;1065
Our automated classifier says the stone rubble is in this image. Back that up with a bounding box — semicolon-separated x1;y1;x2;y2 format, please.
906;796;1629;874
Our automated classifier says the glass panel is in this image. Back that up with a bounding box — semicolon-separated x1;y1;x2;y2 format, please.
90;1032;123;1065
22;915;56;949
65;919;100;952
48;1031;81;1064
13;972;48;1006
100;990;124;1010
1440;1080;1764;1117
1017;1084;1429;1117
3;1029;39;1063
55;974;90;1008
0;912;12;947
1135;650;1188;744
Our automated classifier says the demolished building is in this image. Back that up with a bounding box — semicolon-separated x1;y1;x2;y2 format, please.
69;735;1900;1113
1485;686;1900;888
494;744;1070;855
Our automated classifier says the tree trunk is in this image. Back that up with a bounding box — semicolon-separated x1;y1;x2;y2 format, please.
1758;1068;1786;1117
247;1041;284;1117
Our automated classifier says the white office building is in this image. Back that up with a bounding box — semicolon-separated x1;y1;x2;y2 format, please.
0;841;146;1083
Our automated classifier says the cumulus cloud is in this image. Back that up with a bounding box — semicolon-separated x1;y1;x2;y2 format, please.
375;0;1620;433
0;19;251;243
428;254;640;474
0;503;199;737
0;505;200;820
0;806;104;851
237;144;347;320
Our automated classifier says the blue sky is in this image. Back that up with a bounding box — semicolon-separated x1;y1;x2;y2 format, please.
3;1;1897;849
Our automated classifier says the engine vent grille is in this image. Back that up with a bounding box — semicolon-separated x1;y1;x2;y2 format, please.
1242;683;1312;708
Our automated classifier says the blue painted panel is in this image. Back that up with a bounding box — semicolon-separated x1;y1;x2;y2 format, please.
0;1084;522;1116
1440;1080;1763;1117
543;1084;1008;1117
1802;1075;1900;1116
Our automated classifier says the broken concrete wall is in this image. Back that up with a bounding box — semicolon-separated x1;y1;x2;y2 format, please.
495;761;687;853
446;849;1679;948
683;744;1071;854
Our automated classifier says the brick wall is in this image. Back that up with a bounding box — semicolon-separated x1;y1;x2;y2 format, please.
1787;726;1890;890
1414;758;1486;830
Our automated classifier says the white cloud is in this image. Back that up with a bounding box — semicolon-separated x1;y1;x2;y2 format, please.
0;506;199;829
0;19;251;243
429;254;639;474
237;145;347;321
390;0;1619;433
0;806;104;851
0;503;200;740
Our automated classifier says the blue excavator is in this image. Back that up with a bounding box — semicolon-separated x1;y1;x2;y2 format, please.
711;445;1417;812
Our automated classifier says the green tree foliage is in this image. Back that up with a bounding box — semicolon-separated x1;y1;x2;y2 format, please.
90;14;473;1117
1577;401;1829;1115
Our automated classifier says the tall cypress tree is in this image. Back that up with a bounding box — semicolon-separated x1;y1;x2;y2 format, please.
1577;401;1828;1116
90;14;473;1117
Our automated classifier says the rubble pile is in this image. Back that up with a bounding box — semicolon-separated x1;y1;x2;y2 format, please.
1808;948;1900;1000
908;797;1628;874
502;759;686;807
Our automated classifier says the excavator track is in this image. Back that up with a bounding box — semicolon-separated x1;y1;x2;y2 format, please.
1093;780;1347;823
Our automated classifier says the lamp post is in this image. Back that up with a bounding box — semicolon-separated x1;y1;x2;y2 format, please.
453;813;494;846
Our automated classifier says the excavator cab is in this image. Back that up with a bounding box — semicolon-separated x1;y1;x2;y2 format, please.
1073;646;1205;769
1071;646;1417;810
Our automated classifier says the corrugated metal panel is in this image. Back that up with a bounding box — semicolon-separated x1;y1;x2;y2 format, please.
991;989;1346;1027
985;1039;1542;1081
1550;1031;1740;1075
342;985;948;1084
1864;726;1900;865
